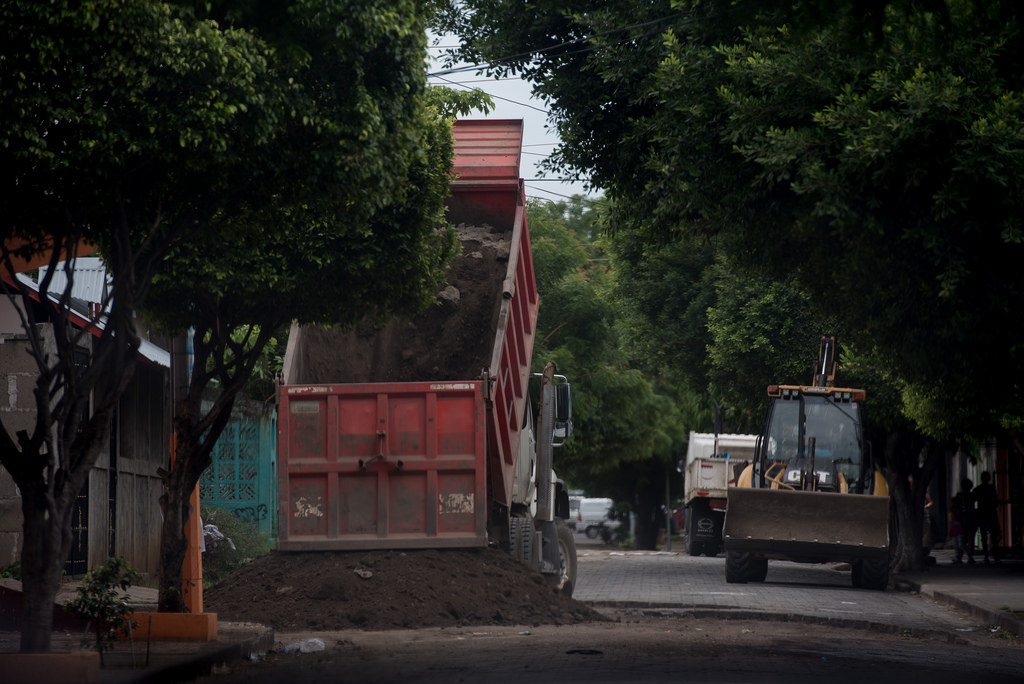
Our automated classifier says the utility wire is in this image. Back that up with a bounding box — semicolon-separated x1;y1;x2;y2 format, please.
427;12;685;77
430;75;549;114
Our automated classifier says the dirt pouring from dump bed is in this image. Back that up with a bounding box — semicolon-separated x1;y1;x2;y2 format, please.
205;547;605;631
295;224;511;384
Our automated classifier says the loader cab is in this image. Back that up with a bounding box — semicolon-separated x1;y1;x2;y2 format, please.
756;385;869;494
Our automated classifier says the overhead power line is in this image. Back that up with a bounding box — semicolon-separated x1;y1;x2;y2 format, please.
427;12;685;78
430;75;549;114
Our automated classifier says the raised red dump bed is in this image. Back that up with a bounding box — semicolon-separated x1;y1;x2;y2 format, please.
276;120;538;550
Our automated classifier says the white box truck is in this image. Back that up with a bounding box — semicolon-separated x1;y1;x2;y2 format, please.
680;431;756;556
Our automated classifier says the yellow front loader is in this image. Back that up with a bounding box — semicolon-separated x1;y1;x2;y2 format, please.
722;336;891;589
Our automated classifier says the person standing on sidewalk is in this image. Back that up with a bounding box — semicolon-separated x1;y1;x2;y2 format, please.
973;472;1001;564
950;478;976;564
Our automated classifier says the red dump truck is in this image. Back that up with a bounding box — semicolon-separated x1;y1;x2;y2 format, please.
275;119;578;594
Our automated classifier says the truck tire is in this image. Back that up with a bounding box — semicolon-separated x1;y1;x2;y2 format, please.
510;516;534;565
851;558;889;590
683;505;702;556
725;551;768;583
585;525;600;539
547;523;578;596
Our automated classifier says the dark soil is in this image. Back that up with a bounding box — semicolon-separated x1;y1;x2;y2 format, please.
294;224;510;384
205;547;605;631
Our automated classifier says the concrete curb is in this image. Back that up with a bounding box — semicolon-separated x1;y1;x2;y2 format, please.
586;602;976;644
894;575;1024;637
100;624;274;684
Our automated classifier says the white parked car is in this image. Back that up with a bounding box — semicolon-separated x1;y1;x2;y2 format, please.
576;497;620;542
568;496;583;532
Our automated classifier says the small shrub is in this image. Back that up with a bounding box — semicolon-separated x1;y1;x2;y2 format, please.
201;506;273;585
0;560;20;580
64;557;141;664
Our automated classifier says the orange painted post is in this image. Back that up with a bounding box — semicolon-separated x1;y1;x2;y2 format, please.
182;483;203;614
171;332;203;615
170;431;203;614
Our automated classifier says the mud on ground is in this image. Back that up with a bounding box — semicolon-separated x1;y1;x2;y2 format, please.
205;547;604;631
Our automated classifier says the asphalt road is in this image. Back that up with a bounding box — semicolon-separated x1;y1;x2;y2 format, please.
194;538;1024;683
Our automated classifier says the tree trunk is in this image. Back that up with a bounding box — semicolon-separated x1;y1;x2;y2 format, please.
633;481;662;550
157;387;240;611
882;431;944;573
18;481;71;653
890;476;926;571
157;464;190;613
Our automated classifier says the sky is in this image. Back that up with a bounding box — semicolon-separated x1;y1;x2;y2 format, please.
426;35;600;204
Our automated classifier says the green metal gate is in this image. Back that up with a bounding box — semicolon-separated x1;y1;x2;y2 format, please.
199;412;277;536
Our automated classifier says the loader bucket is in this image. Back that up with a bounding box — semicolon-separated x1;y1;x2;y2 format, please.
723;488;889;564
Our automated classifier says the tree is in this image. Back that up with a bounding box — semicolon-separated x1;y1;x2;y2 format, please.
443;0;1024;569
1;0;456;649
1;0;285;651
140;1;462;613
528;199;688;548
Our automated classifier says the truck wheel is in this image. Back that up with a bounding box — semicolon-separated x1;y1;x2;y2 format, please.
852;558;889;590
510;516;534;565
683;506;702;556
725;551;768;583
585;526;600;539
547;524;578;596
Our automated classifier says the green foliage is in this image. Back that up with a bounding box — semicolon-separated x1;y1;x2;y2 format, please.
424;86;495;119
200;507;273;586
0;561;20;580
2;0;462;636
527;198;688;544
63;558;142;659
705;267;839;429
443;0;1024;443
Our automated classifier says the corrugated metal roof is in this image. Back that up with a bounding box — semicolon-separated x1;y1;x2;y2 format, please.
40;256;110;309
452;119;523;182
17;260;169;368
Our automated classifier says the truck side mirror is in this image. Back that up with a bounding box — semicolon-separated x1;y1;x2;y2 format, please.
554;382;573;442
555;382;572;422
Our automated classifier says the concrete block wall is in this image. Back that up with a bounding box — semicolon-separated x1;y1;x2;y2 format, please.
0;335;34;568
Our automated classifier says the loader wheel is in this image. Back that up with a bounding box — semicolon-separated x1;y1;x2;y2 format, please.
725;551;768;584
546;523;578;597
852;558;889;590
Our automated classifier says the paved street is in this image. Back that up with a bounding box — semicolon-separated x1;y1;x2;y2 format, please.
190;541;1024;684
572;545;983;636
10;535;1019;683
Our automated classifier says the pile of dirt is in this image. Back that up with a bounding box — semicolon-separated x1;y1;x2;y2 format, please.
205;547;605;631
295;224;510;384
